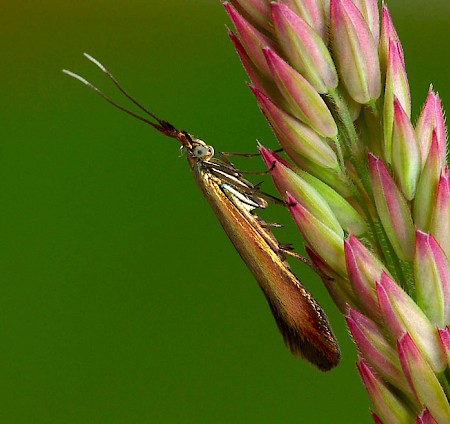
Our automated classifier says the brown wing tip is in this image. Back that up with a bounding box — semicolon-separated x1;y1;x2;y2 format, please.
284;331;341;371
267;301;341;371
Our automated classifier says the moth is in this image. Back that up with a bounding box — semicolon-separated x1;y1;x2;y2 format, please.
64;54;340;371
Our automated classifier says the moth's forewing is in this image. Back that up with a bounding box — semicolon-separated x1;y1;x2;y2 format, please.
187;152;340;371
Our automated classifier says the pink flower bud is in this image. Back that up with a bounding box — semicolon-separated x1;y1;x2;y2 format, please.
383;40;411;163
263;48;337;137
416;86;447;169
347;308;414;397
430;169;450;259
250;86;340;169
287;192;346;276
398;333;450;423
413;132;442;231
391;98;420;200
379;4;404;76
330;0;381;104
345;235;388;321
357;358;415;423
224;3;275;78
414;231;450;327
271;2;338;93
377;273;446;373
228;30;280;102
368;153;415;261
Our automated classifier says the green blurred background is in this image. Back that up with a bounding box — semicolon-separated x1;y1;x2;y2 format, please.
0;1;449;422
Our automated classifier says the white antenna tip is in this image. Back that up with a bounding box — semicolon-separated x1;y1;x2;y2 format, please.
83;53;107;72
62;69;90;86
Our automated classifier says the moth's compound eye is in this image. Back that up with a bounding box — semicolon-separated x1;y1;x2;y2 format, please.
192;145;208;158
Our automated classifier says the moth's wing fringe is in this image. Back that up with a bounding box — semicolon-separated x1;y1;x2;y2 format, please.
266;292;341;371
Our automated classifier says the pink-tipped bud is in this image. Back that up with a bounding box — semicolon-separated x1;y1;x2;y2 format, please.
383;40;411;163
344;235;388;321
391;98;420;200
271;2;338;94
263;48;337;137
330;0;381;104
376;273;446;373
379;4;404;76
356;358;415;423
398;333;450;423
414;231;450;327
416;409;437;424
347;309;414;397
413;132;442;231
259;145;343;236
224;3;275;78
416;86;447;169
368;153;415;261
286;192;346;276
281;0;328;42
438;327;450;368
228;30;280;102
250;86;340;169
430;169;450;259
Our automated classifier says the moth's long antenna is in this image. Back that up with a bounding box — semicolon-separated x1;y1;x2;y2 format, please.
62;69;163;130
82;53;163;125
63;54;189;144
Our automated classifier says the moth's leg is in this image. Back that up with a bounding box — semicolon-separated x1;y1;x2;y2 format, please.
280;247;333;281
217;148;283;175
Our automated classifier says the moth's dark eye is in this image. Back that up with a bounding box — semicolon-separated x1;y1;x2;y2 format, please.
192;146;207;157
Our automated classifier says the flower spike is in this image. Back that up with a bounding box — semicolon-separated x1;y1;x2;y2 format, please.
224;1;450;420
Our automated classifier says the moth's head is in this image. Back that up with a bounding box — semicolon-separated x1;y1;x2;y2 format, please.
188;139;215;160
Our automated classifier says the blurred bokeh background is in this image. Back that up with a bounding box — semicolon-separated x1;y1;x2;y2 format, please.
0;1;449;422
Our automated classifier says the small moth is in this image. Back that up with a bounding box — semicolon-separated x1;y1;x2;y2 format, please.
64;54;340;371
